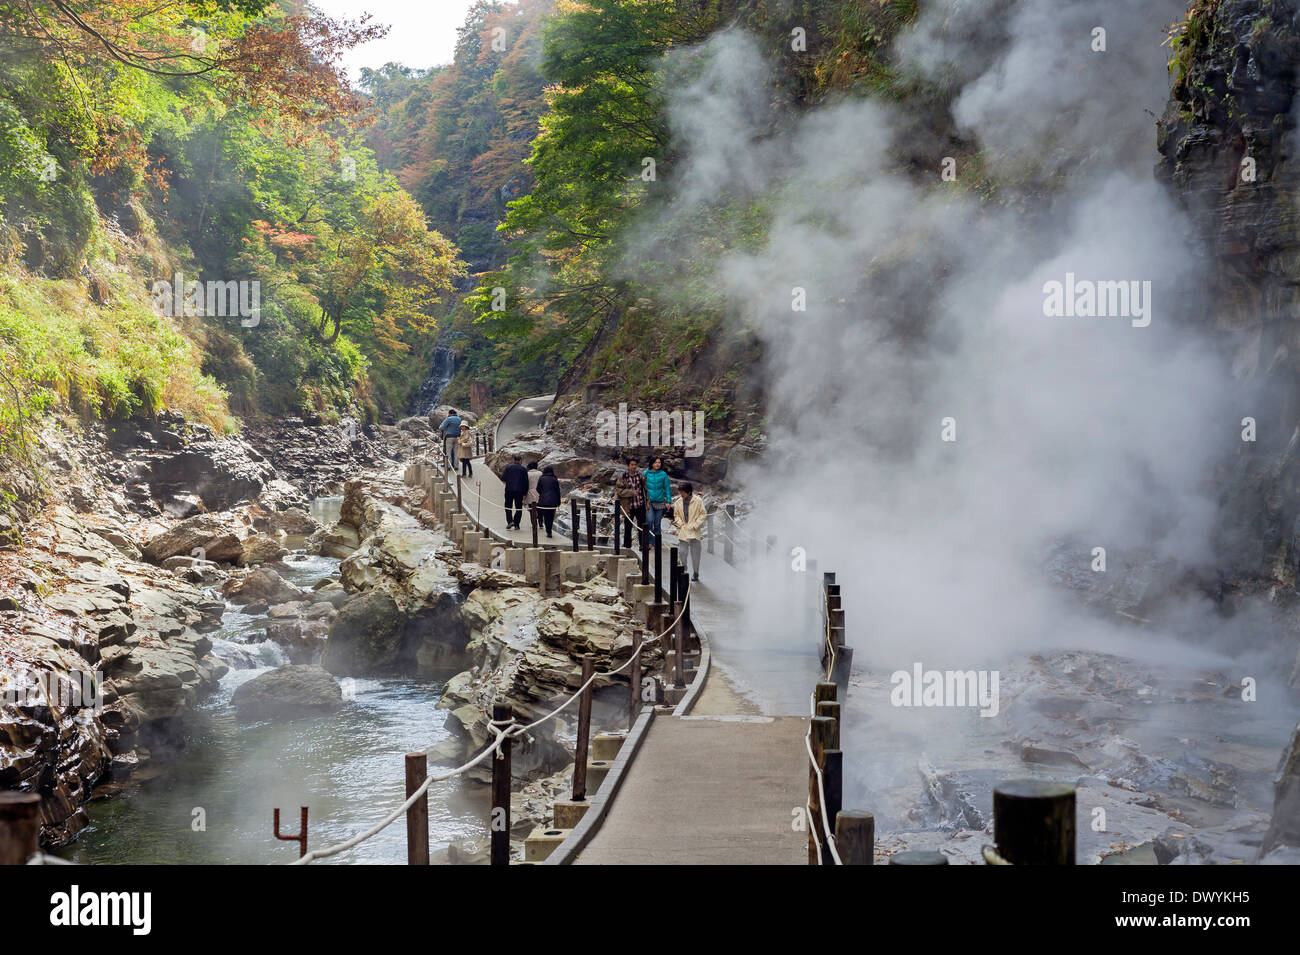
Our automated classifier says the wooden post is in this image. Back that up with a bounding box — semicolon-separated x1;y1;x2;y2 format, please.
572;655;596;801
405;752;429;866
993;779;1076;865
667;546;679;627
614;505;621;556
653;530;663;605
816;700;840;749
835;810;874;865
724;504;735;565
0;793;41;865
570;499;580;552
807;714;836;864
585;499;595;550
629;630;642;726
456;472;463;512
476;480;482;523
640;521;649;584
491;703;512;866
815;681;838;705
821;750;843;865
673;551;686;688
530;503;539;547
706;511;714;554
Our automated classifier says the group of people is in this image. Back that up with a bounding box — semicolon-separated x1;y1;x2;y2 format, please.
441;408;708;579
501;455;561;533
614;456;708;582
437;408;475;476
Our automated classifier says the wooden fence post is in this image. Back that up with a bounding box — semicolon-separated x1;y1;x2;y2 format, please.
570;500;580;552
629;631;642;726
0;793;41;865
614;505;621;556
807;714;836;864
572;655;596;801
530;503;539;547
491;703;512;866
993;780;1075;865
585;499;595;550
456;472;463;512
724;504;734;565
835;810;874;865
405;752;429;865
821;750;842;865
706;511;714;554
653;531;663;605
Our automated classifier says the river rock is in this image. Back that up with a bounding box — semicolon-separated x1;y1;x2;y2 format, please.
238;534;289;567
222;567;306;607
1260;720;1300;859
232;665;344;716
321;588;469;676
141;512;250;565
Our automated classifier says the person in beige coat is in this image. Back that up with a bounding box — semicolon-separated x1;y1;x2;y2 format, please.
669;482;707;582
457;429;474;476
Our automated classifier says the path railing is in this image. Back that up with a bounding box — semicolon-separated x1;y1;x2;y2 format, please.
803;571;1078;866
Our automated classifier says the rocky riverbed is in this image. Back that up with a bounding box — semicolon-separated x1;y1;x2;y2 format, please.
2;405;663;861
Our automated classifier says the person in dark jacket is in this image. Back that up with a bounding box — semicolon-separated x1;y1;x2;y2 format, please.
614;457;646;548
502;454;529;529
536;465;561;538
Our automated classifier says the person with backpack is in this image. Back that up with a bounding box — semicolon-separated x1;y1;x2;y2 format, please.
437;408;463;470
643;456;671;539
615;456;646;548
536;465;561;538
502;454;529;529
457;428;474;476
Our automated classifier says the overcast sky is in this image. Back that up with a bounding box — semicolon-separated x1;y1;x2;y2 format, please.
311;0;489;78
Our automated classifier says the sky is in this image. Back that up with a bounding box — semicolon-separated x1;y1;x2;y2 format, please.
311;0;486;79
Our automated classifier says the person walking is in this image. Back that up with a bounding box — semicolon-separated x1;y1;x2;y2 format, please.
525;461;541;510
536;465;561;538
437;408;463;470
502;454;529;529
614;456;646;548
457;427;474;477
643;456;671;539
669;482;708;582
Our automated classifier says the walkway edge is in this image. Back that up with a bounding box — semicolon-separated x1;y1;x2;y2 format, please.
544;612;714;864
540;705;655;866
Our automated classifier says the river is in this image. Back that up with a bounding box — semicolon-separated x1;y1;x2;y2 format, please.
58;498;487;865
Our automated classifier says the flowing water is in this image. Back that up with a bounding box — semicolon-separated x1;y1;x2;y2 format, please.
60;498;486;865
412;343;455;416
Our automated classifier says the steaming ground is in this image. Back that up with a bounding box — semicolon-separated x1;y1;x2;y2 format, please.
630;3;1297;860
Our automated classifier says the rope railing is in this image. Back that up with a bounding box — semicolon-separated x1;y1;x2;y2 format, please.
289;587;692;865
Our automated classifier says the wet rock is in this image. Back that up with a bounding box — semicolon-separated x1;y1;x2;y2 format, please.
1259;720;1300;858
232;665;344;717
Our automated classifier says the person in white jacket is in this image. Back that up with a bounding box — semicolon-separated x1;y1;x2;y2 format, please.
669;482;708;582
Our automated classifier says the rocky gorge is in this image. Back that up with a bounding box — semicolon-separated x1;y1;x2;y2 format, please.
1;403;660;861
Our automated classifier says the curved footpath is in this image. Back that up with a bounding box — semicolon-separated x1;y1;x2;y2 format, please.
467;396;817;865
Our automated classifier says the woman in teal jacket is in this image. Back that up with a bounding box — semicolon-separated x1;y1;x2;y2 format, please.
644;456;671;539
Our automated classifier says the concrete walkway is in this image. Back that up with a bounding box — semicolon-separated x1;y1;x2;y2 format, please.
464;395;816;865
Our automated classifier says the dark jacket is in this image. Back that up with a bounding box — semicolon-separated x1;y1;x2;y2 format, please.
502;462;529;497
536;468;561;508
615;468;645;509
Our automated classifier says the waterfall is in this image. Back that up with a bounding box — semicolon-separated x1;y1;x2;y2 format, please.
413;342;455;415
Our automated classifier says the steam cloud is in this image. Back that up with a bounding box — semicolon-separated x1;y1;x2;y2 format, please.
632;3;1285;690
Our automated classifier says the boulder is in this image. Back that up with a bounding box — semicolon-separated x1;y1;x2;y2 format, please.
1260;720;1300;859
320;591;408;675
397;416;433;434
222;567;306;607
231;665;344;717
141;513;249;565
238;534;289;567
